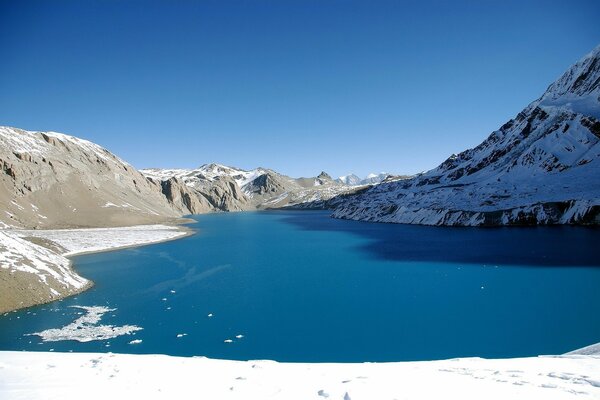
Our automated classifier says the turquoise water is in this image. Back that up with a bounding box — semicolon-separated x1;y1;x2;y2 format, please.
1;210;600;362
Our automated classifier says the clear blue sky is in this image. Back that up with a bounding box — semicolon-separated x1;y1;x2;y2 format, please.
1;0;599;178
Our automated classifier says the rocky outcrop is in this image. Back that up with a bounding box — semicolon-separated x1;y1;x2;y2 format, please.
157;177;214;214
243;172;286;196
201;175;250;211
332;45;600;226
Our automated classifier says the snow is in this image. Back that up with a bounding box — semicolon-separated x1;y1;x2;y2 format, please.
12;224;188;256
337;173;392;186
332;46;600;226
0;351;598;399
567;342;600;356
27;306;142;343
0;231;88;290
141;164;268;189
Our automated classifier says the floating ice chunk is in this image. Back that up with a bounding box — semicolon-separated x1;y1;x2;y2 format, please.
170;290;176;294
161;298;167;301
207;313;213;318
235;335;244;339
27;306;142;342
224;339;233;343
176;333;188;338
129;339;143;345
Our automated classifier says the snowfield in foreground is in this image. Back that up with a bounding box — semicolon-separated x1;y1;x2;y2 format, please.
0;351;598;400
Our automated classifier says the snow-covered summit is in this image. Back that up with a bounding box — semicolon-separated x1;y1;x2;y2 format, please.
336;172;394;186
333;45;600;226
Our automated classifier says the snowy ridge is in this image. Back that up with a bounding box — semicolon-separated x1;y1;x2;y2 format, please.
0;351;599;399
142;163;268;189
333;45;600;226
536;44;600;118
0;127;130;168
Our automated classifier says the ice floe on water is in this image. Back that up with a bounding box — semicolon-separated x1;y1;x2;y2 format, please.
28;306;142;342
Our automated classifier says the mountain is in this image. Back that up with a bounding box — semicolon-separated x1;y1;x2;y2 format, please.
336;172;408;186
332;45;600;226
0;127;182;229
361;172;392;185
141;165;359;211
337;174;362;186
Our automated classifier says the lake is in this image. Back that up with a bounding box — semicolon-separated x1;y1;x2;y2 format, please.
1;210;599;362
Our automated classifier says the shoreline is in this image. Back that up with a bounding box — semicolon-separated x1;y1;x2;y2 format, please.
0;221;195;313
62;224;195;257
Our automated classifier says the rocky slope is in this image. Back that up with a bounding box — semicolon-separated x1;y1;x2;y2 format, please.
332;45;600;226
0;127;182;229
142;164;360;212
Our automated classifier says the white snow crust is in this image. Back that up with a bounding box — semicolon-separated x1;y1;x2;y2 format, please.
0;350;598;399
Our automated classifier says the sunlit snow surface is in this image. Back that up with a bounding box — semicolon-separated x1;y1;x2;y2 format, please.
0;351;599;400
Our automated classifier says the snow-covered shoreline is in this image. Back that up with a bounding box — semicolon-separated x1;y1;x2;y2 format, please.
12;224;191;257
0;224;191;313
0;351;598;399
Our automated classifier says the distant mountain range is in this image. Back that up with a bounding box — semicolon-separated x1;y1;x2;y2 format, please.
140;164;363;213
332;45;600;226
336;172;407;186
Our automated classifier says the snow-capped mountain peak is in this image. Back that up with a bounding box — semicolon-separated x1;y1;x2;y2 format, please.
534;45;600;119
332;45;600;226
336;172;392;186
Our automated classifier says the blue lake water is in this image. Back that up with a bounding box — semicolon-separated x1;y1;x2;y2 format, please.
1;210;600;362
